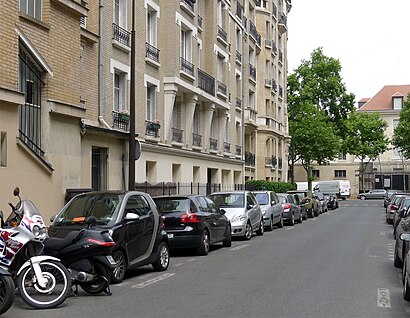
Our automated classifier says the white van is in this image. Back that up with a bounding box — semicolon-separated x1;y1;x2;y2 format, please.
313;180;351;199
296;182;318;191
339;180;351;200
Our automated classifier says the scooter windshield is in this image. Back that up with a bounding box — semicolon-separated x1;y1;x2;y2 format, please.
5;200;42;226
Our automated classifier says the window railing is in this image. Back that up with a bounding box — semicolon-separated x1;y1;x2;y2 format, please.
192;133;202;147
236;145;242;156
272;41;278;54
265;78;272;87
217;25;228;42
172;128;183;143
236;97;242;109
198;69;215;96
265;39;272;48
236;50;242;63
112;111;129;130
272;156;277;167
245;152;255;167
249;20;261;46
210;138;218;151
265;157;272;166
112;23;130;47
181;0;194;11
249;64;256;81
146;42;160;63
180;57;194;76
279;12;287;27
145;121;160;138
279;85;283;98
217;80;227;96
198;15;203;28
224;142;231;153
272;79;277;92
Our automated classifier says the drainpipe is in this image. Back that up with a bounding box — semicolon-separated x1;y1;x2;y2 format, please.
241;23;246;188
98;0;104;117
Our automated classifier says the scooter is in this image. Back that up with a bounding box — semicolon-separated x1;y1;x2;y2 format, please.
0;187;71;309
44;216;116;296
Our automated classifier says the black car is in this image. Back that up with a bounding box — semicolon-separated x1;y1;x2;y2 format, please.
276;193;303;225
48;191;170;284
153;195;231;255
325;193;339;210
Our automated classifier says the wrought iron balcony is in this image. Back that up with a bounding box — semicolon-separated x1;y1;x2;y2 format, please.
236;145;242;156
249;20;261;46
172;128;183;143
145;121;160;138
265;78;272;87
224;142;231;153
249;64;256;81
236;50;242;63
112;111;129;131
272;79;278;92
198;69;215;96
272;41;278;55
245;152;255;167
217;25;228;43
112;23;130;47
210;138;218;151
146;43;160;63
180;57;194;77
217;81;227;96
192;133;202;147
278;12;288;33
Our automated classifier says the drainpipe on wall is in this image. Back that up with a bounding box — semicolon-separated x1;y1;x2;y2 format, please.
98;0;104;117
241;25;246;188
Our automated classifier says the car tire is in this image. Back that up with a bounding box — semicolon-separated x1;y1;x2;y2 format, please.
222;226;232;247
266;217;274;231
394;244;403;268
277;215;284;228
404;259;410;301
289;213;295;226
111;250;127;284
256;219;264;236
152;242;170;271
360;195;366;200
243;222;252;240
196;230;210;256
298;213;303;224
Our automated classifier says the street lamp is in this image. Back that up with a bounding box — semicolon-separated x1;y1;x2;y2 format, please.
128;0;136;190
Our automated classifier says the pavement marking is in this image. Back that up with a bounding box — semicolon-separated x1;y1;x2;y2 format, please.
284;227;295;231
173;263;184;267
229;244;250;251
138;273;154;280
132;273;175;288
114;281;130;287
187;258;196;262
377;288;391;308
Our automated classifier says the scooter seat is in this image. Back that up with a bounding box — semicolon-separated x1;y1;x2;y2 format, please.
44;231;82;251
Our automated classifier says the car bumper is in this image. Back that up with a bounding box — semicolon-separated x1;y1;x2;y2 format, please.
231;223;247;237
283;212;292;221
166;232;202;249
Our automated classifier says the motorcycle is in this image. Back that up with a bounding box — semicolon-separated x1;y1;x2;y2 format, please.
0;187;71;309
0;267;15;315
44;216;116;296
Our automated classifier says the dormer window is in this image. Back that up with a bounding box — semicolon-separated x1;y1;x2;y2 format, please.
393;97;403;110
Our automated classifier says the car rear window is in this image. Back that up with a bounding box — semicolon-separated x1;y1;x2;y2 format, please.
254;193;269;205
154;198;195;213
208;193;244;208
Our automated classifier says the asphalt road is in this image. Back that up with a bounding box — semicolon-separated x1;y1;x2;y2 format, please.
5;199;410;318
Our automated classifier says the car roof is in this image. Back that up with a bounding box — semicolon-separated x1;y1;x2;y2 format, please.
152;195;199;199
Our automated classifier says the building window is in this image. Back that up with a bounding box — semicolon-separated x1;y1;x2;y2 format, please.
393;119;402;158
114;0;127;29
113;70;127;113
312;170;320;178
147;6;158;46
334;170;346;178
338;152;346;160
0;132;7;167
18;42;45;158
146;85;157;121
92;147;108;191
20;0;42;20
180;28;192;62
393;97;403;110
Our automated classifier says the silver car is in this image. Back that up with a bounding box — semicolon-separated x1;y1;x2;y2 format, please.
208;191;264;240
253;191;284;230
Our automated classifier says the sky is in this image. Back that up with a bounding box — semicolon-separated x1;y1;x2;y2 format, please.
287;0;410;105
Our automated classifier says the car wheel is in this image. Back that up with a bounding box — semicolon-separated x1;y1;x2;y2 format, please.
196;230;210;256
394;244;403;268
111;250;127;284
277;215;284;228
256;219;264;236
243;222;252;240
266;217;274;231
289;213;295;226
222;226;232;247
360;195;366;200
404;259;410;301
152;242;170;271
303;211;307;220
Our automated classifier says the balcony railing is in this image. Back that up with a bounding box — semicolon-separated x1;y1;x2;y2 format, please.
279;85;283;98
198;69;215;96
265;39;272;48
192;133;202;147
236;145;242;156
172;128;183;143
112;111;129;131
265;78;272;87
236;97;242;109
181;0;194;11
145;121;160;138
180;57;194;77
236;1;243;19
272;41;278;55
265;157;272;166
246;107;257;122
272;3;277;18
217;25;228;43
249;20;261;46
236;50;242;63
198;15;203;29
278;12;288;33
224;142;231;153
112;23;130;47
272;79;278;92
249;64;256;81
217;80;227;96
272;156;277;167
245;152;255;167
278;157;283;169
146;42;160;63
210;138;218;151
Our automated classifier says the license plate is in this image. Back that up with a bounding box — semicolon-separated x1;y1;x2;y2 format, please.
106;255;117;266
167;234;174;239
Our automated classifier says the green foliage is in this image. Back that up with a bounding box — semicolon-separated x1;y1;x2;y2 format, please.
392;94;410;159
245;180;296;193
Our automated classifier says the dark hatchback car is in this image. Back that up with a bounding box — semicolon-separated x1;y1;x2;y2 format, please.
276;193;302;225
48;191;170;284
153;195;231;256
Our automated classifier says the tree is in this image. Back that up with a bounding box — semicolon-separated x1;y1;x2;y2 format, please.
288;48;355;189
291;103;340;189
392;94;410;159
344;112;389;192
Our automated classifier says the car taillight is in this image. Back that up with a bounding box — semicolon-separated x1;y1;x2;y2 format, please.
87;238;116;247
282;203;291;210
390;205;397;211
180;212;200;223
160;215;166;230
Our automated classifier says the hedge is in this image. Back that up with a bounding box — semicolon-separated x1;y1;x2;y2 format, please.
245;180;296;193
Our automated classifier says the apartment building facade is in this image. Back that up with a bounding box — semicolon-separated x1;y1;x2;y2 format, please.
0;0;291;221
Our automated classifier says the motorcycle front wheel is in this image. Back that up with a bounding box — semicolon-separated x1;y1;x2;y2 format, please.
0;275;15;315
80;263;111;295
17;260;71;309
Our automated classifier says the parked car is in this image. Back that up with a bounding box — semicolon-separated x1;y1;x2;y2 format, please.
252;191;284;230
357;189;386;200
399;233;410;300
387;194;407;224
291;193;308;220
325;193;339;210
276;193;302;225
394;205;410;268
384;190;401;208
393;196;410;238
152;195;231;255
287;190;319;217
48;191;170;284
208;191;264;240
314;191;328;214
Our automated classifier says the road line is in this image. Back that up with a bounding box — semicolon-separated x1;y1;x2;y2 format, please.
284;227;295;231
114;281;130;287
229;244;250;251
132;273;175;288
173;263;184;267
377;288;391;308
187;258;196;262
138;273;154;280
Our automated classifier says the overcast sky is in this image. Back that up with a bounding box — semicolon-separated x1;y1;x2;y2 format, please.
287;0;410;104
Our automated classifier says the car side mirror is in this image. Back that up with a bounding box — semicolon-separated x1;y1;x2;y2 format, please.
125;212;140;221
247;204;253;210
400;233;410;242
220;209;226;215
50;215;56;223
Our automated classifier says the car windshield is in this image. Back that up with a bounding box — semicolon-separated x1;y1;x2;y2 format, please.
277;196;287;204
208;193;244;208
53;193;122;226
154;198;191;213
254;193;269;205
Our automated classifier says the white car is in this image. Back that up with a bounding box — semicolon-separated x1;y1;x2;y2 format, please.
208;191;264;240
252;190;284;230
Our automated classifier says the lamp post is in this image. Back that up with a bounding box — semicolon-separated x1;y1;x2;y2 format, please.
128;0;136;190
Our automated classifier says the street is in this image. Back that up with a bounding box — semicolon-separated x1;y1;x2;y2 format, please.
5;200;410;318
